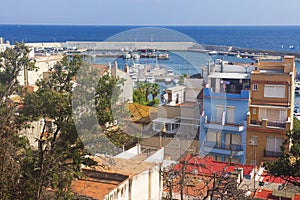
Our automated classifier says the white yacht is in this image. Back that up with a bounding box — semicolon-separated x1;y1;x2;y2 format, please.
146;74;155;83
133;54;140;60
173;78;179;84
165;77;172;83
123;52;131;59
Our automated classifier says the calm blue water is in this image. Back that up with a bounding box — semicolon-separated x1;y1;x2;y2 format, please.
1;25;300;52
2;25;300;104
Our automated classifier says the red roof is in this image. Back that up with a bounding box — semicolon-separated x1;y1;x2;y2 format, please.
174;155;254;177
261;171;300;185
295;194;300;200
261;171;286;184
255;189;300;200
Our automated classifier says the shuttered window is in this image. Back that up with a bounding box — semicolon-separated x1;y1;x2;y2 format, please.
225;134;241;146
226;106;235;124
207;131;222;147
264;85;285;98
216;105;224;123
266;137;284;152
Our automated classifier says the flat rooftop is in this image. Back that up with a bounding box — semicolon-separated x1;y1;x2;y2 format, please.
89;155;158;176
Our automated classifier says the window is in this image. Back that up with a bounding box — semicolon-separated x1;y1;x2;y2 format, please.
266;136;284;152
259;108;266;119
213;156;222;162
206;131;222;148
264;85;285;98
259;108;287;122
250;136;258;146
252;108;257;115
224;157;240;163
253;84;258;91
225;134;241;146
266;109;279;122
226;106;235;124
279;109;287;121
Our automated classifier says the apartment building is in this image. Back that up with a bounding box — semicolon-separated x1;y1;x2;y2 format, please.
246;56;295;165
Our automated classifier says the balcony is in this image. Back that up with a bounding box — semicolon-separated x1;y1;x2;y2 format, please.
264;150;283;157
204;121;245;132
202;142;245;156
248;117;291;130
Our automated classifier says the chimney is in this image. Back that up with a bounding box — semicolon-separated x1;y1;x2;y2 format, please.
112;61;118;77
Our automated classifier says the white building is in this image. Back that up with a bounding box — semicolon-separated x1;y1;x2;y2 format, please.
72;154;162;200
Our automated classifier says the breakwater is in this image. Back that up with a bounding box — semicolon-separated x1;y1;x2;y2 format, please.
23;41;300;60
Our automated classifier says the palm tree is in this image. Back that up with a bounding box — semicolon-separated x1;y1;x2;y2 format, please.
150;83;160;100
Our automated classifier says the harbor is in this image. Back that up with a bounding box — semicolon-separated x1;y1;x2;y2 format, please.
24;41;300;61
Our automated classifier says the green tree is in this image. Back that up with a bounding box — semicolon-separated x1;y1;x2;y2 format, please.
133;82;160;106
264;119;300;186
150;83;160;100
0;43;36;199
21;54;86;199
95;73;125;126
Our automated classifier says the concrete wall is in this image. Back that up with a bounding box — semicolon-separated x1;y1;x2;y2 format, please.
131;170;150;200
104;180;130;200
184;78;203;102
25;42;197;51
131;165;162;200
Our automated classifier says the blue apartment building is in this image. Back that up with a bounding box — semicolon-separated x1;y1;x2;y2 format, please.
199;88;250;164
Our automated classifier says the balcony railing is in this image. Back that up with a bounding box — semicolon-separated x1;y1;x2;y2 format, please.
204;142;244;151
264;150;283;157
249;119;287;129
267;121;286;128
250;120;262;126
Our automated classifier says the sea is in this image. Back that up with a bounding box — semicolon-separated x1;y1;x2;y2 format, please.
1;25;300;52
1;25;300;103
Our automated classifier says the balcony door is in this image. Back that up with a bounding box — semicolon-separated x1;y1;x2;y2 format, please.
206;131;222;148
225;134;241;150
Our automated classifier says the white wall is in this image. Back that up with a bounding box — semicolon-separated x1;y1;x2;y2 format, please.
131;166;162;200
17;55;62;86
104;180;130;200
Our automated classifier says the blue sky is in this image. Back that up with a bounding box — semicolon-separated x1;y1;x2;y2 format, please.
1;0;300;25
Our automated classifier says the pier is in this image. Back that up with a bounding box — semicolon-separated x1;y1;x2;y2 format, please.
24;41;300;60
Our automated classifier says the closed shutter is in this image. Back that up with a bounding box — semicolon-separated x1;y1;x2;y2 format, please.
266;109;279;122
279;110;287;121
216;105;224;123
225;134;230;147
266;136;276;152
264;85;285;98
275;138;284;152
259;108;267;119
226;106;235;124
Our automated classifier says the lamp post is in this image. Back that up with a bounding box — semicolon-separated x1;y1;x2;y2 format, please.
249;139;258;191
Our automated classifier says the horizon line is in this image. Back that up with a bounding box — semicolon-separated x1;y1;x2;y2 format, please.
1;23;300;27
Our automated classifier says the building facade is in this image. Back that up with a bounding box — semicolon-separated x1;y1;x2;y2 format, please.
246;56;295;165
199;88;250;164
